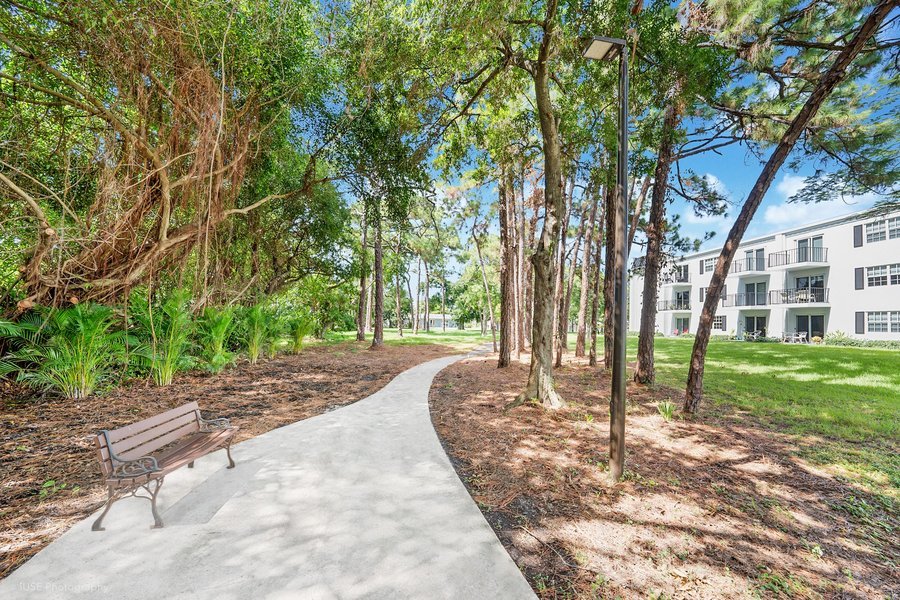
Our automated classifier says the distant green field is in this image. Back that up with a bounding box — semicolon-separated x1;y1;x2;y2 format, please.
321;328;492;352
625;335;900;497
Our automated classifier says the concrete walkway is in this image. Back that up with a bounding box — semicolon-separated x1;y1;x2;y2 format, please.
1;350;535;599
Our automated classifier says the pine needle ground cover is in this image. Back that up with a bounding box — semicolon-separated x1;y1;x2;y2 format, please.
430;341;898;599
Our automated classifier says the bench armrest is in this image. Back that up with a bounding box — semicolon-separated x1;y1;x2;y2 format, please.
100;429;161;479
111;455;160;478
199;415;233;432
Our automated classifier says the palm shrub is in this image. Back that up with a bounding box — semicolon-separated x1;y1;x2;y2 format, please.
264;313;283;360
130;289;194;386
196;307;235;373
6;304;131;399
0;319;21;378
287;313;316;354
242;304;267;364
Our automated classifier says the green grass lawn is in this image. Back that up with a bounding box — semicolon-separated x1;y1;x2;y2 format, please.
320;328;493;352
626;335;900;498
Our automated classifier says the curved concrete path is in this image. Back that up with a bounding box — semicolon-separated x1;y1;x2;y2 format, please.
1;350;535;599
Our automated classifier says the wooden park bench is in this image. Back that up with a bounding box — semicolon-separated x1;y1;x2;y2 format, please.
92;402;237;531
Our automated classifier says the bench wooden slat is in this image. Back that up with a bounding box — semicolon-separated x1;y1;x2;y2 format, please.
112;412;199;455
118;420;200;460
156;430;234;470
105;402;199;443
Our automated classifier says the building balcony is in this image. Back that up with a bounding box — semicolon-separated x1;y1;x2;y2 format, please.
768;247;828;267
657;299;691;311
768;288;830;305
660;272;690;284
722;293;768;307
730;258;767;274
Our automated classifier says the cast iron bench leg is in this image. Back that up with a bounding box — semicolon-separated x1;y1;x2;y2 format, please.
149;478;164;529
226;443;235;469
92;487;119;532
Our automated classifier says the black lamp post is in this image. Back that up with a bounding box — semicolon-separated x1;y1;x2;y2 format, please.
582;36;628;482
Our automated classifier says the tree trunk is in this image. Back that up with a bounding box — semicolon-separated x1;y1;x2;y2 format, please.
602;179;616;370
517;25;565;409
627;175;652;255
635;101;680;384
474;228;498;352
414;258;421;334
395;271;404;337
589;202;605;367
499;167;513;368
441;270;447;332
515;171;527;356
685;0;895;412
423;260;430;332
557;204;584;365
356;210;368;341
406;273;415;331
370;216;384;350
365;279;373;332
575;184;599;357
552;177;573;368
524;179;539;349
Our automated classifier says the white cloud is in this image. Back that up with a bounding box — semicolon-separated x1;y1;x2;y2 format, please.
762;174;878;228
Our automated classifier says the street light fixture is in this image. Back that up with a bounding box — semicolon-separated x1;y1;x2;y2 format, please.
582;35;628;483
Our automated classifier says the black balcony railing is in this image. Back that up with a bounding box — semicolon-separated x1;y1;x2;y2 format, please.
768;246;828;267
661;271;690;284
768;288;829;304
722;292;768;307
730;257;767;273
657;299;691;311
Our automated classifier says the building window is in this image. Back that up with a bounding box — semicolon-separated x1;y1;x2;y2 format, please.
703;258;715;272
867;265;888;287
866;220;886;243
713;316;724;330
868;311;888;333
891;312;900;333
889;217;900;240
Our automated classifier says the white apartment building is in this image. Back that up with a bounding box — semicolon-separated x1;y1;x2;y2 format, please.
628;208;900;341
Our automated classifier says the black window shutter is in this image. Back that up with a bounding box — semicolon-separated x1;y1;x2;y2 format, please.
722;316;727;331
855;267;864;290
853;224;863;247
855;312;865;334
699;260;704;274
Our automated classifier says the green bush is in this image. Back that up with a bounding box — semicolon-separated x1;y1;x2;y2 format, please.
264;312;284;360
241;304;268;364
823;330;900;349
287;313;316;354
657;401;677;422
130;289;195;386
196;307;235;373
5;304;132;399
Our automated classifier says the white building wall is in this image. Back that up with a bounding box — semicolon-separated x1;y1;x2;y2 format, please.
628;208;900;341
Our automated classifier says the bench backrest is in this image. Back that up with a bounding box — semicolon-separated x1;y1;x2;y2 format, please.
94;402;202;477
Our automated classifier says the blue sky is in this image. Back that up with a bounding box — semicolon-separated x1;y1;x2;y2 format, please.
670;142;883;251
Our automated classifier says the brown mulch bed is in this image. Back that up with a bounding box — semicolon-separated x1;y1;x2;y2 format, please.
0;341;455;578
429;353;899;599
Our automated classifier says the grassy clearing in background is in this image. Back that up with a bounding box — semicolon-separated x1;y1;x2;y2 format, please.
321;329;492;352
624;336;899;498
